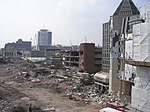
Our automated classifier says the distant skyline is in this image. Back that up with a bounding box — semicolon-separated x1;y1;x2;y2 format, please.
0;0;149;48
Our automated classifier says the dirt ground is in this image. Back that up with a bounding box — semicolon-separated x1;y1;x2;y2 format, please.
20;88;98;112
0;58;100;112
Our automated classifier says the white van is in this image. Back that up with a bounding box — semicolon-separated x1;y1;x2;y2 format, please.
99;107;122;112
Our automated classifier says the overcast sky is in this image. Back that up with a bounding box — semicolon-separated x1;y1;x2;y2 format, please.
0;0;149;48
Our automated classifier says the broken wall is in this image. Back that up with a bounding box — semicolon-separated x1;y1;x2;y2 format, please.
133;6;150;62
131;66;150;112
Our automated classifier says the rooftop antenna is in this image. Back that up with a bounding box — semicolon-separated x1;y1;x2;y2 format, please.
43;20;46;29
43;23;45;29
34;33;37;46
85;36;87;43
70;40;74;50
30;37;32;45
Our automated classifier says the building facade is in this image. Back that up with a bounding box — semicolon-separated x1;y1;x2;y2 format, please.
102;22;110;73
16;39;31;51
79;43;102;73
4;39;31;57
63;50;79;67
118;5;150;111
102;0;140;94
37;29;52;50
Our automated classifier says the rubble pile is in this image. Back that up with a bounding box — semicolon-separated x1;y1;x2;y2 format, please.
0;80;55;112
0;81;29;112
0;57;111;111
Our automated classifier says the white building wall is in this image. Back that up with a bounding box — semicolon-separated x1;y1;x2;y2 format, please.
131;66;150;112
125;36;133;59
109;28;119;93
133;21;150;62
131;5;150;111
122;33;136;81
124;64;135;81
139;4;150;21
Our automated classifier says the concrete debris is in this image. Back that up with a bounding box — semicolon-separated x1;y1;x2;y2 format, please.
31;78;41;83
43;107;55;111
21;97;30;101
0;57;122;112
11;106;27;112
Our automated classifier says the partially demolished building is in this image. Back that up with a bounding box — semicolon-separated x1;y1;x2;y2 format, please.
102;0;150;111
63;50;79;67
79;43;102;73
119;4;150;112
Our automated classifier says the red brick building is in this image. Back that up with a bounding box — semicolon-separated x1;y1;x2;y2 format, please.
79;43;102;73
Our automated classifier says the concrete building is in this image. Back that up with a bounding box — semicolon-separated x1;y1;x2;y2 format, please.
4;48;17;58
4;39;31;57
60;45;79;52
95;47;102;72
118;4;150;111
37;29;52;50
4;43;17;57
61;45;79;67
105;0;140;94
4;39;31;52
62;43;102;72
31;51;45;57
102;22;110;73
46;46;61;57
63;50;79;67
31;46;60;58
37;45;60;52
79;43;102;73
22;51;31;58
16;39;31;51
0;49;4;56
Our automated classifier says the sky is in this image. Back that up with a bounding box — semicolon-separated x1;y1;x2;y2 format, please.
0;0;149;48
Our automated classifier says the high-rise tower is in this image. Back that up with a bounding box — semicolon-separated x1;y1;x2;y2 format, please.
37;29;52;50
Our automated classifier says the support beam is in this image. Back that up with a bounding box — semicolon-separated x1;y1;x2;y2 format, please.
126;60;150;67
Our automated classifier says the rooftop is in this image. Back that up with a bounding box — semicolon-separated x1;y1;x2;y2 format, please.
113;0;140;16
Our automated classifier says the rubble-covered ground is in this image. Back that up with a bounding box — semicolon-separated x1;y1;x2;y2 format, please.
0;58;104;112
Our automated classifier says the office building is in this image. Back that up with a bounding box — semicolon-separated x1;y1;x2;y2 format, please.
102;22;110;72
16;39;31;51
37;29;52;50
4;39;31;57
102;0;140;93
